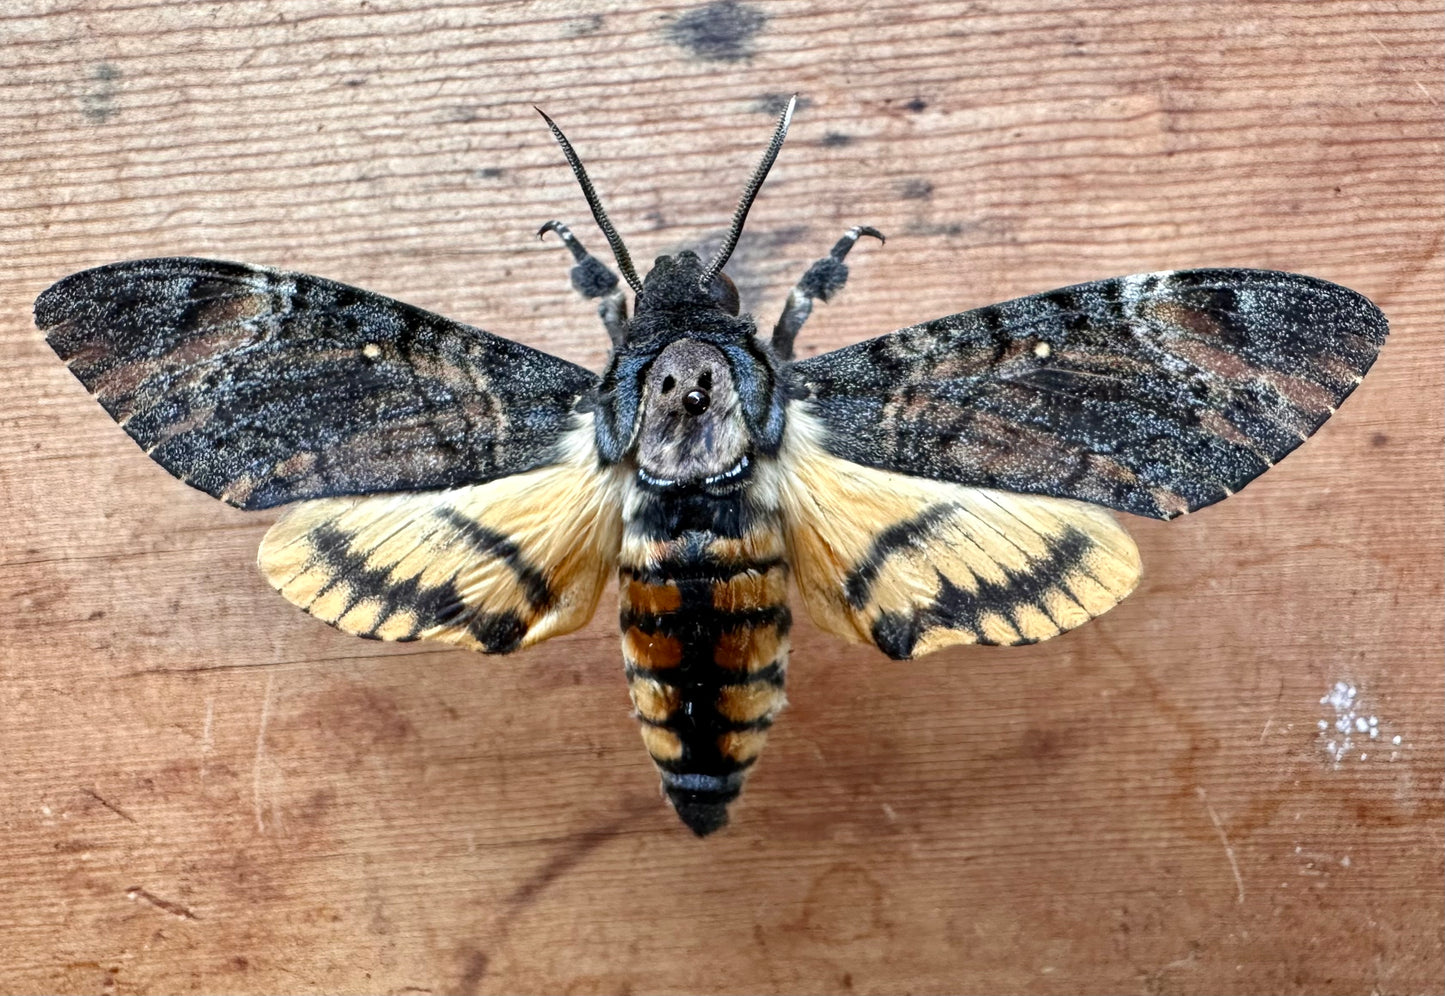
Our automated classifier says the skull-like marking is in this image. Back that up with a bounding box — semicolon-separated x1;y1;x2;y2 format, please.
634;339;750;487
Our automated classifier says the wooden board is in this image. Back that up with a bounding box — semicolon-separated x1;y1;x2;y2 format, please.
2;1;1440;993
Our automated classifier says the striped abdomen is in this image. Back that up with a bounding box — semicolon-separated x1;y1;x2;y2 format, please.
619;487;789;836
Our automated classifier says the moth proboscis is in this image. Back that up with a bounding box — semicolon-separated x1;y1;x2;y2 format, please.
37;97;1388;835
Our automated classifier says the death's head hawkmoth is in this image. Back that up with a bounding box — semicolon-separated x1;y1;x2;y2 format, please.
36;98;1387;835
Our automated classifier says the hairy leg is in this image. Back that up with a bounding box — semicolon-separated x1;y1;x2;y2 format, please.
539;220;629;347
771;225;883;359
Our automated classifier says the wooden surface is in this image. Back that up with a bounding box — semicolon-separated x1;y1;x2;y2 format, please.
2;2;1441;993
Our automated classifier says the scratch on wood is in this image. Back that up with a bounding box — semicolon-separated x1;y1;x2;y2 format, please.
124;660;296;677
1158;951;1196;973
1196;786;1245;904
200;696;214;781
253;674;275;832
1142;944;1200;992
126;886;199;920
119;647;449;678
81;786;137;824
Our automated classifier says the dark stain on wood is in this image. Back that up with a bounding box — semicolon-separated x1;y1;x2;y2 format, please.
666;1;767;62
80;64;120;123
898;178;934;200
455;948;490;994
754;92;811;116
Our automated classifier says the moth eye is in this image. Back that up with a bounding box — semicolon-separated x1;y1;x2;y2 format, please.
683;389;710;415
661;375;676;393
706;272;740;315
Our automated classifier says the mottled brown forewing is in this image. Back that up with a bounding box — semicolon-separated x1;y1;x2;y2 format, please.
37;257;598;509
794;269;1388;520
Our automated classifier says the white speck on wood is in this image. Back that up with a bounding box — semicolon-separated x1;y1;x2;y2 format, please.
1319;680;1396;765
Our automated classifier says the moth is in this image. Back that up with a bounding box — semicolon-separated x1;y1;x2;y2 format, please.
37;98;1387;835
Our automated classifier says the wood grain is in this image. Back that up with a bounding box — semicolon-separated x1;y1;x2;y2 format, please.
2;2;1440;993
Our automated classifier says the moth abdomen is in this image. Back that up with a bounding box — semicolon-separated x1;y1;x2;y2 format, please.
619;492;790;836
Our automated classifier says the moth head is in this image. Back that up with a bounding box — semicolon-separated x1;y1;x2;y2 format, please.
542;98;798;467
635;251;740;317
633;338;750;489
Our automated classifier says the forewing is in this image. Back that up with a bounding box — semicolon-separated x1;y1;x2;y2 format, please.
793;269;1388;519
257;421;624;653
37;257;598;509
778;410;1140;659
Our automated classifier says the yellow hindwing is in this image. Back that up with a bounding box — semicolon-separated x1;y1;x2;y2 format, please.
777;407;1141;659
257;419;624;653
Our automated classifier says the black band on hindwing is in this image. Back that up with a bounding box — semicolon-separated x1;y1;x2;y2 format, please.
868;526;1101;659
303;524;528;653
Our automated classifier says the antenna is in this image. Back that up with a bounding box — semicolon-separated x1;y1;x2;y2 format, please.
536;108;644;294
699;94;796;288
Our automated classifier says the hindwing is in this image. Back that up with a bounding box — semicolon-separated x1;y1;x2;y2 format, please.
257;421;624;653
778;409;1141;659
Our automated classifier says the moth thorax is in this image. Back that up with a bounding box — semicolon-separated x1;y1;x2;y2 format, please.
635;339;749;486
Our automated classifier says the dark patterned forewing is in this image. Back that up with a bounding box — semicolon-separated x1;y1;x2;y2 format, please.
793;269;1388;519
37;257;598;509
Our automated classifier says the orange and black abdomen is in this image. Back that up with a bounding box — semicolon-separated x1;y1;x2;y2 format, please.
619;485;789;835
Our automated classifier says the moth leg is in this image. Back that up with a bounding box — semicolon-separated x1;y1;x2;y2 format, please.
771;225;884;359
539;220;629;347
